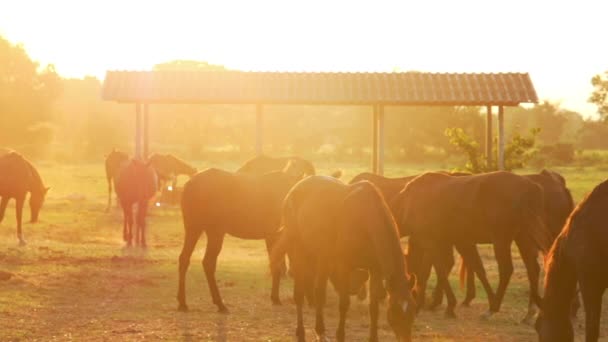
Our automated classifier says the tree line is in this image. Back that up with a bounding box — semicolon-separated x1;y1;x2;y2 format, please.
2;35;608;165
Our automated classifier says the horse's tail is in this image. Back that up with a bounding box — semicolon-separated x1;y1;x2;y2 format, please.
459;257;466;290
270;192;297;273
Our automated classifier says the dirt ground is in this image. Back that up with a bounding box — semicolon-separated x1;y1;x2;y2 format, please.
1;163;607;341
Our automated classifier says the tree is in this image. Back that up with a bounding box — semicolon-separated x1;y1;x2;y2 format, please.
0;35;61;154
589;71;608;120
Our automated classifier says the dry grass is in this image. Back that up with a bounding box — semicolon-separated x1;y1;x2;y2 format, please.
1;161;607;341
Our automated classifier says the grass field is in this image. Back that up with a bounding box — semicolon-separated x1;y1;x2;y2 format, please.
1;160;607;341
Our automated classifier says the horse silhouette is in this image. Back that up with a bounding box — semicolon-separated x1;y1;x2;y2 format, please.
271;176;417;342
536;178;608;342
177;165;305;313
115;159;157;248
0;152;49;245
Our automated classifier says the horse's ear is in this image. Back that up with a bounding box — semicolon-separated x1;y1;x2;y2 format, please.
330;169;343;179
44;187;51;194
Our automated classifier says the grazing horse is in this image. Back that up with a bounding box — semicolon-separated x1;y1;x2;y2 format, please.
177;166;305;313
536;179;608;342
271;176;417;342
0;152;49;245
148;153;197;191
105;149;129;211
432;169;575;322
393;171;552;318
115;159;157;247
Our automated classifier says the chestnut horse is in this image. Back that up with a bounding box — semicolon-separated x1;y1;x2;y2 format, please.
177;166;305;313
148;153;197;190
0;152;49;245
432;170;575;322
105;149;129;211
393;171;552;318
115;159;157;247
271;176;417;342
536;179;608;342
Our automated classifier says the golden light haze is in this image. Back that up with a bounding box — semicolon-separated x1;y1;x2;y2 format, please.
1;0;606;117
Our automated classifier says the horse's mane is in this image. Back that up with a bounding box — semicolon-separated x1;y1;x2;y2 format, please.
544;178;608;284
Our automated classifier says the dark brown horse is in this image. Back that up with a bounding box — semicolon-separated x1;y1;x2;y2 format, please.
177;166;305;313
0;152;49;245
148;153;197;190
536;179;608;342
105;149;129;211
393;171;552;318
271;176;417;342
237;154;316;176
432;169;575;322
115;159;157;248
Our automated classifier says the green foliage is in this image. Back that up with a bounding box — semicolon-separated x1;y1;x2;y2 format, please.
589;71;608;120
0;36;61;149
445;127;540;173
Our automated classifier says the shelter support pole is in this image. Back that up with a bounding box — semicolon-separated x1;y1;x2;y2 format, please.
135;102;142;160
143;103;149;159
377;105;385;175
486;105;493;168
256;104;263;156
498;106;505;170
372;105;379;173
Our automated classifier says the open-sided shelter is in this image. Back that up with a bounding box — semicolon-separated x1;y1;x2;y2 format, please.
102;71;538;174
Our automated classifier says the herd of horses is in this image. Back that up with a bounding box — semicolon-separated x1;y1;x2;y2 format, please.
0;150;607;341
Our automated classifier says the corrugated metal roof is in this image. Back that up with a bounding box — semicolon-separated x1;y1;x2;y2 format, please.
102;71;538;106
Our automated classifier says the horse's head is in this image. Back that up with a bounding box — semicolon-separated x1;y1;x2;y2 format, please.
30;187;50;223
386;274;417;342
535;310;574;342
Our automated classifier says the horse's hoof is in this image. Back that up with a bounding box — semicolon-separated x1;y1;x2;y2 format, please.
217;306;229;314
178;304;189;312
315;333;330;342
480;310;494;320
444;309;457;319
271;297;282;306
428;301;442;311
18;239;27;247
461;298;473;307
520;313;537;325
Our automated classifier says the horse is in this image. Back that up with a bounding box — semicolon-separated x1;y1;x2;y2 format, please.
104;149;129;211
0;152;49;245
535;179;608;342
270;176;417;342
392;171;553;318
115;159;157;248
432;169;575;323
148;153;197;191
177;165;306;313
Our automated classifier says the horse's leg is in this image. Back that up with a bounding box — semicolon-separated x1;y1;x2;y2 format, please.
15;195;26;245
408;237;429;309
314;266;329;340
336;284;351;342
137;201;149;248
292;254;307;342
0;196;9;223
455;244;494;308
515;237;541;324
368;271;383;342
487;240;513;316
579;275;604;342
432;244;457;318
464;256;477;306
106;177;112;212
202;231;228;313
123;203;133;246
177;227;202;311
265;234;283;305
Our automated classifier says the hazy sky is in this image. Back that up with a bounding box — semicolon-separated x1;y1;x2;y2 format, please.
1;0;606;117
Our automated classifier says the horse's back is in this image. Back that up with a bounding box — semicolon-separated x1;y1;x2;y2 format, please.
0;152;37;196
237;155;315;176
115;159;157;203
